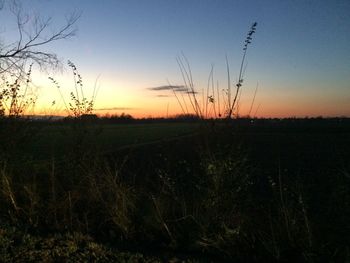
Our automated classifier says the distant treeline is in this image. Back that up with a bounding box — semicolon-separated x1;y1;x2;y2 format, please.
2;113;350;127
50;113;202;124
48;115;350;133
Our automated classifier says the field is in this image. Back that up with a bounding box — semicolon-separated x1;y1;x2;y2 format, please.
25;122;198;161
1;118;350;262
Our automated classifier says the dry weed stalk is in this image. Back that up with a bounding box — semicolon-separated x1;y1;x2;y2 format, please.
227;22;257;119
0;64;36;117
170;22;258;119
49;61;98;117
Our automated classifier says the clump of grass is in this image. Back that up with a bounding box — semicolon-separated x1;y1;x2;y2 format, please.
170;22;258;120
0;225;164;263
49;60;98;118
0;156;135;239
0;64;36;118
254;169;315;261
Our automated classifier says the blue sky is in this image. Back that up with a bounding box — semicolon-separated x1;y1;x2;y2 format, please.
1;0;349;117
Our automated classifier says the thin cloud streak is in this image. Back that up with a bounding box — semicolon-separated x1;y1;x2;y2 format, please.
95;107;135;111
148;85;186;91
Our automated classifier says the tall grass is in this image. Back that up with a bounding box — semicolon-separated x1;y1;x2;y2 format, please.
49;60;98;118
171;22;258;119
0;64;36;118
1;119;350;261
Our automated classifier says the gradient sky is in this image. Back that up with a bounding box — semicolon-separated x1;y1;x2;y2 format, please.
1;0;349;117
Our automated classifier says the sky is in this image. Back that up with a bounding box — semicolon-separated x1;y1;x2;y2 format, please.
1;0;349;118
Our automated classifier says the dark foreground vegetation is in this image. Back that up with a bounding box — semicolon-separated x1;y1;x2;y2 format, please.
0;117;349;262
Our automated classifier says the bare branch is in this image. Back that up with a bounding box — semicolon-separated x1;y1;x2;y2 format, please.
0;1;80;75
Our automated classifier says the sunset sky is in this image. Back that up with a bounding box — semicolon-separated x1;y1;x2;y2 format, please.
1;0;349;118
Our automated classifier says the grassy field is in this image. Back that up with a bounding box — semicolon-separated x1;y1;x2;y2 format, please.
22;122;199;161
1;118;350;262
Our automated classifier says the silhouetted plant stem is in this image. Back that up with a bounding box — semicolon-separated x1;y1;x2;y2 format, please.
228;22;257;119
248;82;258;117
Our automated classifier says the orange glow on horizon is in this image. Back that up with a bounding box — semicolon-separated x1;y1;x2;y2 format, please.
32;101;350;119
26;70;350;119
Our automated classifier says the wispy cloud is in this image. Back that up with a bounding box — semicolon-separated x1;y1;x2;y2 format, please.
186;91;198;94
148;85;186;92
176;87;190;92
148;85;198;99
95;107;135;111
